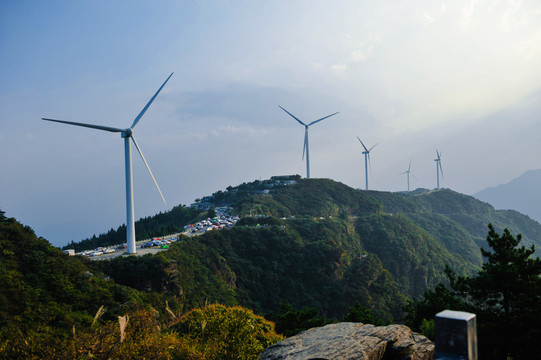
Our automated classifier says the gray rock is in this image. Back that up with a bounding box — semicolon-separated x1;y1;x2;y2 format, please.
260;322;434;360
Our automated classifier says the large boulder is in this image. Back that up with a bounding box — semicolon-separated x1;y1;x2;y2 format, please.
260;322;434;360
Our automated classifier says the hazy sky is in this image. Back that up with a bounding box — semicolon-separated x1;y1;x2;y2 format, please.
2;0;541;247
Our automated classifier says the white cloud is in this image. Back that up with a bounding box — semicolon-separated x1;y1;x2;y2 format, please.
349;36;379;63
351;49;367;62
520;30;541;60
331;64;348;75
460;0;480;29
423;11;435;24
501;0;527;32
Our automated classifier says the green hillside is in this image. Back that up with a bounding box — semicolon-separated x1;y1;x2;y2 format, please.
232;178;382;217
3;177;541;357
367;188;541;257
93;178;541;324
0;211;161;334
0;211;282;359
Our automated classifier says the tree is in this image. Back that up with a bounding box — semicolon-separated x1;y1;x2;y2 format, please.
171;304;283;360
342;302;383;325
207;207;217;219
403;281;465;335
266;303;330;337
405;224;541;359
450;224;541;359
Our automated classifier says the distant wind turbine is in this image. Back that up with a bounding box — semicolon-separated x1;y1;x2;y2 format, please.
356;136;377;190
279;106;339;179
41;73;173;254
434;149;444;189
400;160;416;192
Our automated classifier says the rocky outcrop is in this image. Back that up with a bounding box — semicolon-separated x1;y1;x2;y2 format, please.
260;322;434;360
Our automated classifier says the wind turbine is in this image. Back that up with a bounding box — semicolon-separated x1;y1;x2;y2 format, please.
356;136;377;190
41;73;173;254
400;160;415;192
278;106;339;179
434;149;444;189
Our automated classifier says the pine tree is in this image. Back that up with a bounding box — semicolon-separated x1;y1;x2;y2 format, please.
450;224;541;359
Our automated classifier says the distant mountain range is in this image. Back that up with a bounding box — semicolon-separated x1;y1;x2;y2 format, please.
473;169;541;224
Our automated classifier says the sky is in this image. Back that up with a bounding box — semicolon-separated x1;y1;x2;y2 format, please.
2;0;541;247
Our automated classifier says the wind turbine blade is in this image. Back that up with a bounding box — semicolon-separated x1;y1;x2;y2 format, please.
439;162;444;178
369;143;378;152
308;112;339;126
357;136;369;152
436;149;441;160
412;173;419;181
368;153;372;173
41;118;124;133
408;160;412;172
131;72;174;129
131;136;166;205
302;129;307;160
278;106;307;126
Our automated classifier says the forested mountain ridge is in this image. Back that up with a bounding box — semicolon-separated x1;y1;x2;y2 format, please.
90;178;541;323
64;178;541;320
0;211;167;333
2;177;541;358
365;187;541;257
75;177;541;260
0;211;283;358
227;178;541;262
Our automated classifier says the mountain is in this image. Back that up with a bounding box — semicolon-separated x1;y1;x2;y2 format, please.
474;169;541;224
91;178;541;323
0;211;164;333
0;210;284;359
3;177;541;357
10;177;541;324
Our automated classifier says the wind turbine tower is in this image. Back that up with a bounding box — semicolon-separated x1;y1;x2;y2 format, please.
434;149;444;190
41;73;173;254
401;160;413;192
356;136;377;190
279;106;339;179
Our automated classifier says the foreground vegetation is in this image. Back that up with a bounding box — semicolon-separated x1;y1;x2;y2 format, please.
0;305;283;360
0;210;283;359
404;224;541;359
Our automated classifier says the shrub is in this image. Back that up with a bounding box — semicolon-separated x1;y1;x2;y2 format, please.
171;304;283;360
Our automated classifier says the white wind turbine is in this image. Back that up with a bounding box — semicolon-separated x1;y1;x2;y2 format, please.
357;136;377;190
279;106;339;179
41;73;173;254
434;149;444;190
400;160;415;192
